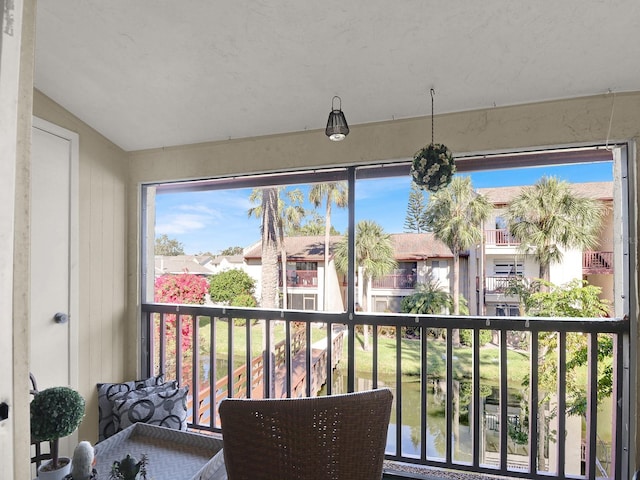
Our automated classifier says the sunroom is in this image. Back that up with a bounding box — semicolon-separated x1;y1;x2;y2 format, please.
2;2;640;479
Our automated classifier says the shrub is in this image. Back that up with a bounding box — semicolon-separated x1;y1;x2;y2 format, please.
459;329;492;347
154;274;208;304
209;269;256;304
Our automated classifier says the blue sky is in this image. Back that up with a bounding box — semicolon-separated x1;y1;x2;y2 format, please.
155;161;614;255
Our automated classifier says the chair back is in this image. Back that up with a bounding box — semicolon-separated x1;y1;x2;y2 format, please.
219;388;393;480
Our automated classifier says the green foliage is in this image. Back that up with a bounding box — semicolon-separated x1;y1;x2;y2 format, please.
505;176;605;280
31;387;85;441
209;269;256;305
290;212;340;236
154;234;185;256
400;279;452;314
526;279;610;317
219;246;244;256
230;293;258;307
519;279;612;417
31;386;85;469
458;329;492;347
404;183;430;233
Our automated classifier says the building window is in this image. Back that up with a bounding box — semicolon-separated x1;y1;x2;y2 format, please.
496;304;520;317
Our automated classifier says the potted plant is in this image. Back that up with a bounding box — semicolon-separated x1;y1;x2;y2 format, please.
31;386;86;480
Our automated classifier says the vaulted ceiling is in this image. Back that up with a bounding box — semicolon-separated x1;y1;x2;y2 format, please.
34;1;640;152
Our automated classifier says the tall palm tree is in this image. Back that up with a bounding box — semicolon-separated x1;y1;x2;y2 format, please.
253;187;279;308
248;187;306;308
309;182;348;310
335;220;397;350
424;176;491;317
505;176;605;283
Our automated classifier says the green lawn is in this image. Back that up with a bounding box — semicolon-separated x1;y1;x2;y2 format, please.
197;318;530;384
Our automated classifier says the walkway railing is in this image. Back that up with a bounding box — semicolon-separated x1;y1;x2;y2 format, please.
141;303;629;480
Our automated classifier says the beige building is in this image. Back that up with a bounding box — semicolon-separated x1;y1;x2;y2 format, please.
470;181;616;317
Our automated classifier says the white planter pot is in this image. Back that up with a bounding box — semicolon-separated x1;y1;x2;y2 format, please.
37;457;71;480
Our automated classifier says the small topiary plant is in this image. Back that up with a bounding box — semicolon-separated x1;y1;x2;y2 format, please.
31;386;86;472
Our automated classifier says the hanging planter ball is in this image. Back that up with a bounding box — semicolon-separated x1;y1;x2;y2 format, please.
410;143;456;192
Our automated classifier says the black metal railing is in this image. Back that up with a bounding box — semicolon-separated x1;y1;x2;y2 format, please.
141;303;628;480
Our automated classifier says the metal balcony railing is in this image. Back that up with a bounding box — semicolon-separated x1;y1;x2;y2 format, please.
484;275;525;294
141;303;629;480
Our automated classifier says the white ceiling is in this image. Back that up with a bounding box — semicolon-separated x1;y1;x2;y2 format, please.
34;1;640;152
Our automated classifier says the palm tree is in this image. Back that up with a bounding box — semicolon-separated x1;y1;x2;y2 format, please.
248;187;306;308
505;176;605;283
309;182;348;310
334;220;397;350
424;176;491;318
253;187;279;308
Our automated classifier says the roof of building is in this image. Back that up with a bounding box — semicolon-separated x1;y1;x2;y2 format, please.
390;233;454;260
243;233;454;262
477;181;613;206
210;254;244;265
155;255;215;275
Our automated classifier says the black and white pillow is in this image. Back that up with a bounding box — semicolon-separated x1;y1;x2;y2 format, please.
96;375;165;441
112;385;189;432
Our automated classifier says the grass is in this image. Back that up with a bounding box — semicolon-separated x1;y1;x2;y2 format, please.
352;332;530;383
197;318;531;384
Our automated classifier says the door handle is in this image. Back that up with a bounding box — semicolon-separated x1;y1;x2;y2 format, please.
54;312;69;324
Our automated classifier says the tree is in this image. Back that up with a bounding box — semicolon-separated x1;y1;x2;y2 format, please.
219;246;244;256
400;278;453;314
424;177;491;343
289;211;341;236
249;187;306;308
505;176;605;283
508;277;612;465
335;220;397;350
309;182;348;310
208;269;256;305
155;234;185;255
257;187;279;308
404;183;430;233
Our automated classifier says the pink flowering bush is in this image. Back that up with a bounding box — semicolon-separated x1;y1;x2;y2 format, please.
155;274;209;304
154;274;209;385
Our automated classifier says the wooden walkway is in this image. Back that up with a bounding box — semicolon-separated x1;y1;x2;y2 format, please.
188;328;344;428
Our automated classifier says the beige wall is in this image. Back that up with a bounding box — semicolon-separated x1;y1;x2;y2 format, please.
2;0;35;478
128;92;640;474
32;91;130;445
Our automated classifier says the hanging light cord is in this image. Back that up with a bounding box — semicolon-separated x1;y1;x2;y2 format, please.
430;88;435;145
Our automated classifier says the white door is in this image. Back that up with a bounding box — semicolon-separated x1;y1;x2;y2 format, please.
30;118;79;391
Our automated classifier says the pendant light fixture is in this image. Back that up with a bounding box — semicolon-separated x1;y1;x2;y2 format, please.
325;96;349;141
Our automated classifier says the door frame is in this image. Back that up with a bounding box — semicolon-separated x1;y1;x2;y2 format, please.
32;116;80;390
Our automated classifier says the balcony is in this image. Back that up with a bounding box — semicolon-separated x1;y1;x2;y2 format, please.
142;303;628;480
583;251;614;275
372;271;417;289
483;275;524;294
279;269;318;287
485;229;520;246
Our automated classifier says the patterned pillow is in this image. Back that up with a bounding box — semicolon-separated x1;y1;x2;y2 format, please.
112;386;189;432
96;375;165;441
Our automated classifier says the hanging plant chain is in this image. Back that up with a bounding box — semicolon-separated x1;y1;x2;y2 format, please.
410;88;456;192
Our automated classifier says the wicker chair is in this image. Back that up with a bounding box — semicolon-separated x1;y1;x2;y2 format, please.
219;388;393;480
